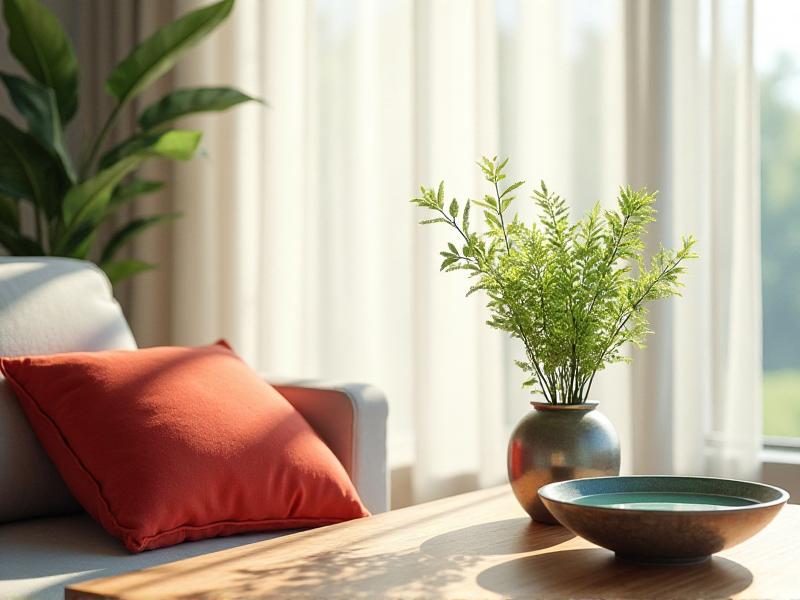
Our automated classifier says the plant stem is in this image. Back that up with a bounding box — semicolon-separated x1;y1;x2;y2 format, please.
437;204;556;402
589;253;690;383
494;180;511;253
584;213;630;319
80;101;125;179
494;204;556;402
493;179;560;401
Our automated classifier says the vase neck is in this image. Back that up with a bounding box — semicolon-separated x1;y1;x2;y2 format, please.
531;401;598;412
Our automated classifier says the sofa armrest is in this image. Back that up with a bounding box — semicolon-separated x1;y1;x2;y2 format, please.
266;378;389;514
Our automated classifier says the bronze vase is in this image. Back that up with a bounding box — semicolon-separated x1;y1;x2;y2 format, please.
507;401;620;524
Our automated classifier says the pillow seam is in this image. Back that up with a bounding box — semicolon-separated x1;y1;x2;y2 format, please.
0;359;139;536
136;517;353;549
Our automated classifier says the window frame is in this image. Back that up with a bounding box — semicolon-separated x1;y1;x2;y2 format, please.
762;437;800;502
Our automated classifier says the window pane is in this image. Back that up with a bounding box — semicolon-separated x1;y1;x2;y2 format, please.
757;1;800;438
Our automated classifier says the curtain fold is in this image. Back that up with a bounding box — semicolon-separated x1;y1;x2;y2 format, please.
64;0;761;504
625;0;761;478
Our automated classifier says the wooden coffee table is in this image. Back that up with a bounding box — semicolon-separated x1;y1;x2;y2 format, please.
67;485;799;599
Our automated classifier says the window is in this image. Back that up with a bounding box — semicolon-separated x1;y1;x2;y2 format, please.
758;1;800;441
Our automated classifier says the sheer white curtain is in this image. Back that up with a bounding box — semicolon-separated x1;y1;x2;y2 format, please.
624;0;761;479
117;0;760;503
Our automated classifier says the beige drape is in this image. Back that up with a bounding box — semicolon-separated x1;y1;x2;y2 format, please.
50;0;760;505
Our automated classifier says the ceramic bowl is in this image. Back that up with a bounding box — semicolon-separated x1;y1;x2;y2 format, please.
538;475;789;564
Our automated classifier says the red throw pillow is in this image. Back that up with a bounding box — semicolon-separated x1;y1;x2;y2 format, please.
0;341;368;552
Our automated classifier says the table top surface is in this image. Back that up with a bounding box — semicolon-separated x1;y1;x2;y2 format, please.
67;485;800;599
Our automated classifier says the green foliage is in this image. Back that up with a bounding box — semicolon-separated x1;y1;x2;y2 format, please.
105;0;233;104
138;87;261;131
100;213;181;266
3;0;78;121
99;129;203;170
100;259;157;285
61;156;147;234
0;0;259;283
109;179;165;207
0;114;68;218
412;157;697;404
0;73;74;178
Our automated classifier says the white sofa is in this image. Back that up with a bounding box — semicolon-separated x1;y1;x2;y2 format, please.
0;258;388;600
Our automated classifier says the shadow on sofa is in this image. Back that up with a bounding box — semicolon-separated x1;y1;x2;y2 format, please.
0;513;290;599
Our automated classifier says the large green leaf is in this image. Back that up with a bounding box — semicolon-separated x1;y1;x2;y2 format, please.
0;72;75;180
138;87;259;131
0;220;43;255
105;0;234;104
0;115;67;217
53;219;95;258
99;129;202;170
100;212;180;263
60;155;144;230
110;179;165;207
2;0;78;122
57;131;201;255
101;259;156;285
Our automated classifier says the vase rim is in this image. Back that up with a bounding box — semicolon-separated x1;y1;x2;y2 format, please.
531;401;598;411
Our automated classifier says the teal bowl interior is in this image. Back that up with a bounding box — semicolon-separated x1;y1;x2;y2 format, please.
537;476;789;563
539;476;788;510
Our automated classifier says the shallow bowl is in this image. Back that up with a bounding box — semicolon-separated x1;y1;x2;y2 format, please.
538;475;789;564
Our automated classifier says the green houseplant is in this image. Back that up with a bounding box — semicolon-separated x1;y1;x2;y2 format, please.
0;0;258;283
412;156;697;522
412;156;697;404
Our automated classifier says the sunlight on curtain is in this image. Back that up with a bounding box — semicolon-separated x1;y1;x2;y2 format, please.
495;0;632;468
625;0;761;478
124;0;760;504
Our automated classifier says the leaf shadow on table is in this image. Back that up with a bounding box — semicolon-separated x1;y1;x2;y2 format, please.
420;517;574;557
190;546;485;599
169;519;575;599
476;548;754;599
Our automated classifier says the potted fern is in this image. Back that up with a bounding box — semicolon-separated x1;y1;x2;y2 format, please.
412;157;697;523
0;0;258;283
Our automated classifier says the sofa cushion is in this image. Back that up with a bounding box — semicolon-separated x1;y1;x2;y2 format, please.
0;341;369;552
0;512;289;600
0;258;137;523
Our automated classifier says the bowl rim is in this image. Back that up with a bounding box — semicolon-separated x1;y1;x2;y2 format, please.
537;475;791;515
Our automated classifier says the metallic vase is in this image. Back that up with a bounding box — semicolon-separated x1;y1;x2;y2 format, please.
507;401;620;524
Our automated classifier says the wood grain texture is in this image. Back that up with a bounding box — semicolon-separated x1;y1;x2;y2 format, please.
67;486;800;599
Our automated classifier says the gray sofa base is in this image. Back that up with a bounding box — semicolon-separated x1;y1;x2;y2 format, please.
0;513;290;599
